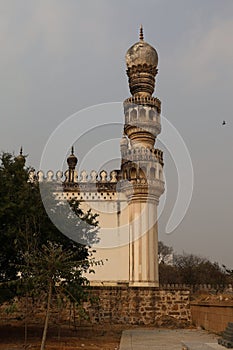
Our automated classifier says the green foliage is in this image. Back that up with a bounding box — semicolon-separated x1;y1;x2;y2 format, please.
20;241;90;301
0;152;99;300
19;241;95;350
0;151;100;349
0;153;29;284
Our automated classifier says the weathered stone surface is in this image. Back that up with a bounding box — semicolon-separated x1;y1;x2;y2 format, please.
0;287;191;327
82;286;191;326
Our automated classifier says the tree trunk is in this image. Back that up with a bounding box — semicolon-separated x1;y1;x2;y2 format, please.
40;280;52;350
73;302;77;331
57;300;62;341
24;294;28;348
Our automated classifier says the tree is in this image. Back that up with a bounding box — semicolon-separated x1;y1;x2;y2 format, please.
158;241;229;285
0;152;30;287
158;241;173;264
0;151;98;284
173;253;228;285
0;152;99;347
20;241;92;350
159;262;181;284
222;266;233;284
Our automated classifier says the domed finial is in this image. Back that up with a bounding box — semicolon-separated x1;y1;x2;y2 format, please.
16;146;26;165
139;24;144;41
125;27;158;97
67;146;78;170
67;146;78;182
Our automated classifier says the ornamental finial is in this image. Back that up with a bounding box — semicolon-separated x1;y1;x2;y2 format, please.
16;146;25;165
139;24;144;41
67;146;78;172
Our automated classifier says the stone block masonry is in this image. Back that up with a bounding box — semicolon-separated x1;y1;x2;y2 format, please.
83;286;191;326
0;286;191;327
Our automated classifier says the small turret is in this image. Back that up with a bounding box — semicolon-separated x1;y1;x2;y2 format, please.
67;146;78;182
67;146;78;169
15;146;26;166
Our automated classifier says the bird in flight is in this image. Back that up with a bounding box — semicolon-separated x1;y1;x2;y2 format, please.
222;120;226;125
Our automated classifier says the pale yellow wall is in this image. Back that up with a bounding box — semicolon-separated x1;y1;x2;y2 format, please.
55;189;160;285
80;195;130;283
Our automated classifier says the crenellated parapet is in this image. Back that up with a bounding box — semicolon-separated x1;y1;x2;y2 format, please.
63;169;119;194
34;169;120;195
35;170;64;183
124;95;161;112
34;164;164;201
35;169;118;183
121;147;163;166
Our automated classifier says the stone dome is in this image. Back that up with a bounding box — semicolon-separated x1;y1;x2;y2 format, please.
125;26;159;97
126;40;158;69
126;26;158;69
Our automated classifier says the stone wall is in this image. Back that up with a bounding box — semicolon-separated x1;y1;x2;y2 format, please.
83;286;191;326
191;302;233;334
0;286;191;327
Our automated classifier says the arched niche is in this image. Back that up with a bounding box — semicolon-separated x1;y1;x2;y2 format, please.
140;107;146;120
139;166;147;178
150;167;156;178
130;167;137;179
130;109;137;121
149;109;155;121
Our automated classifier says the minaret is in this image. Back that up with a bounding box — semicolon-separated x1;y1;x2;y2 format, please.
121;26;164;286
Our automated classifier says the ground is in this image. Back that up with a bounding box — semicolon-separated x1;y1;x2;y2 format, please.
0;324;122;350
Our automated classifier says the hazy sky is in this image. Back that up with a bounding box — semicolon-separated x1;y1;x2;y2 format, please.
1;1;233;267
